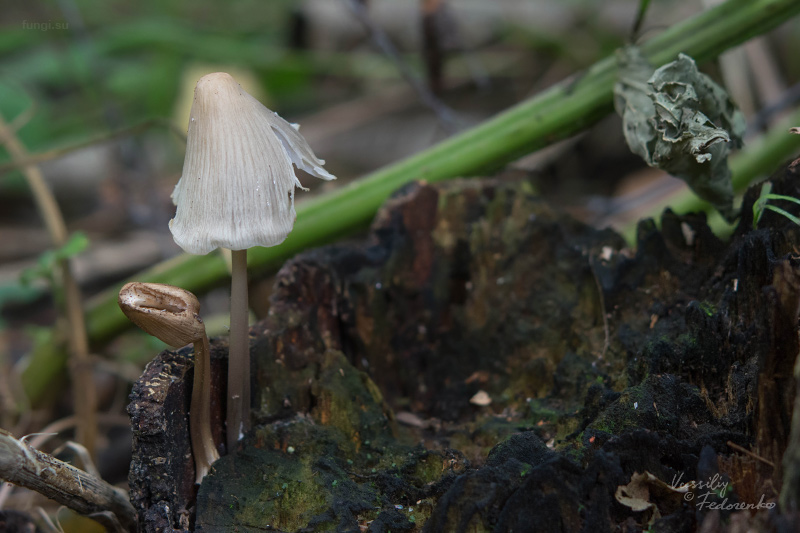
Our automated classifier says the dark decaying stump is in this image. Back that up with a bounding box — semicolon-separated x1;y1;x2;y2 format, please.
129;164;800;532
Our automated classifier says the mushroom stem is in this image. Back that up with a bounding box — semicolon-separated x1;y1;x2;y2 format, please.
190;333;219;483
227;248;251;451
117;282;220;483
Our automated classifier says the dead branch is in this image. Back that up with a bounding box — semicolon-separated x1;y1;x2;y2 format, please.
344;0;458;131
0;428;136;532
0;118;186;176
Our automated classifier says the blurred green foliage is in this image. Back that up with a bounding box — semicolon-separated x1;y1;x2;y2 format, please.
0;0;343;188
19;231;89;287
2;0;800;411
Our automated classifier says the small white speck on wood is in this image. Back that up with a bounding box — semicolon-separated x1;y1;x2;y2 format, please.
470;390;492;406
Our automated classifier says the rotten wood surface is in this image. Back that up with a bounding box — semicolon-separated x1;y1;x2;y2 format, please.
129;164;800;532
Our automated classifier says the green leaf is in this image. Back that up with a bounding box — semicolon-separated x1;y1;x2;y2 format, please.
752;182;800;229
752;181;773;228
763;193;800;207
763;204;800;227
19;232;89;286
55;231;89;260
20;250;56;286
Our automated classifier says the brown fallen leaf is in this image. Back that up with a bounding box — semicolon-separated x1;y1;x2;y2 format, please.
615;471;689;525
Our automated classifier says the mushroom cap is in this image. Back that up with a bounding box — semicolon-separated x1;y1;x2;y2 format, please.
170;72;335;255
118;282;205;347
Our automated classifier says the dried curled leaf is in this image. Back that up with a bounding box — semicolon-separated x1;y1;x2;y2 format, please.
615;471;689;526
614;47;745;221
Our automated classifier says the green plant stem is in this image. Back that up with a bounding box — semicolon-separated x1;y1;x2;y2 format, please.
0;114;97;458
21;0;800;406
227;249;249;452
631;0;653;41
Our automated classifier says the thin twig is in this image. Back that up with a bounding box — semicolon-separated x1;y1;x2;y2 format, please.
51;442;100;479
8;102;37;134
344;0;459;131
0;428;136;532
26;413;131;452
0;413;130;510
0;118;186;176
34;507;63;533
421;0;446;95
0;113;97;459
589;256;611;359
0;117;68;243
0;348;17;431
727;440;776;467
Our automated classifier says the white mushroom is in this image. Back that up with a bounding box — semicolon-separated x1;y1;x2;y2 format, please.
169;72;335;452
170;72;335;254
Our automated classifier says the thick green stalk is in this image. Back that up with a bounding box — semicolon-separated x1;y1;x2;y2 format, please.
21;0;800;405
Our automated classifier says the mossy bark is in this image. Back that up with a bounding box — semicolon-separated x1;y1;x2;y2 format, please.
130;163;800;532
